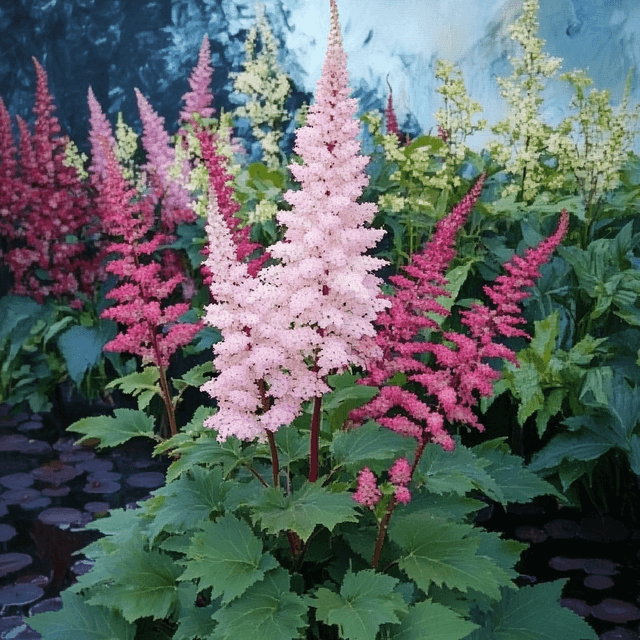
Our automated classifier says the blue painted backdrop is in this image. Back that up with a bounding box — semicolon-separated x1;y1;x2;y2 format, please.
1;0;638;156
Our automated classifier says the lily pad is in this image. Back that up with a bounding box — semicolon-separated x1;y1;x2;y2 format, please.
0;553;33;578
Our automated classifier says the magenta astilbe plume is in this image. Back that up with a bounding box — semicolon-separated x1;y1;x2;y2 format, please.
97;138;202;368
350;173;486;451
197;130;268;279
353;467;382;509
0;97;19;239
2;59;98;308
461;209;570;343
352;176;569;454
384;90;401;141
134;88;195;233
179;34;215;128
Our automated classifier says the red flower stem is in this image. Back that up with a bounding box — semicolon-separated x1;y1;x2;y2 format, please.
267;431;279;488
308;395;322;483
258;379;279;487
371;432;430;569
372;496;396;569
150;328;178;438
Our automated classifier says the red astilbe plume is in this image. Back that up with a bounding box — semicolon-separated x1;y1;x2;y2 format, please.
0;97;19;239
350;173;488;451
384;89;401;142
97;137;202;370
351;173;569;456
197;129;269;280
2;58;99;309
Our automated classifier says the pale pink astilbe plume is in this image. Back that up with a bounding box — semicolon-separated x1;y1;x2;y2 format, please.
200;187;326;442
264;0;390;379
201;0;389;443
134;88;195;233
353;467;382;509
179;34;215;128
197;130;268;280
87;86;117;183
97;137;202;367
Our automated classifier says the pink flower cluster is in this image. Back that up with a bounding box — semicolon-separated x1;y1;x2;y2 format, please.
353;457;412;509
197;129;268;281
97;139;202;367
351;172;569;454
201;0;390;442
0;58;101;308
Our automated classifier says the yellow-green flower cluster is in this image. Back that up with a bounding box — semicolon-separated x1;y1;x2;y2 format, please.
232;4;291;169
434;59;487;164
547;69;640;215
488;0;563;201
114;112;146;191
363;110;443;217
247;199;278;224
63;138;89;181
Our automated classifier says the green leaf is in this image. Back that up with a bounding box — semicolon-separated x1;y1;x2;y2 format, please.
43;315;75;348
172;582;219;640
178;514;278;604
173;361;214;389
27;589;136;640
212;568;307;640
385;599;478;640
527;432;613;473
66;408;156;449
468;580;598;640
322;385;380;430
251;481;358;542
628;435;640;475
313;569;407;640
535;388;565;438
58;325;111;386
473;440;561;504
164;432;245;482
86;532;182;623
331;421;412;467
143;466;227;544
105;366;161;411
0;295;43;343
416;442;503;502
274;424;308;466
389;513;507;599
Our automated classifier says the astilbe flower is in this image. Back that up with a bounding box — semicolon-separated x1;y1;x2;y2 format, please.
201;0;390;443
87;86;118;185
351;168;568;456
0;97;19;239
134;88;195;234
197;129;268;280
179;34;215;129
97;138;202;367
2;58;99;308
353;467;382;510
384;89;401;141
